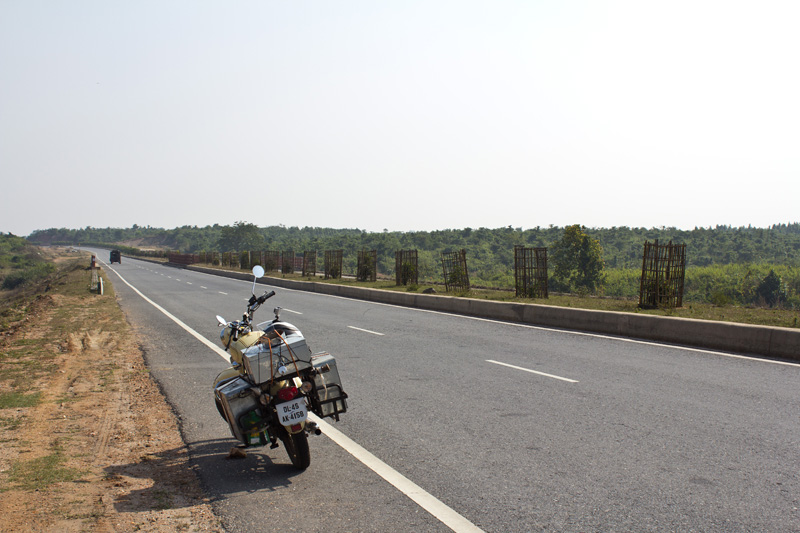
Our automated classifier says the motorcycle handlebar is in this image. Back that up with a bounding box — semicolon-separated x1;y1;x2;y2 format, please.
258;291;276;304
247;290;276;314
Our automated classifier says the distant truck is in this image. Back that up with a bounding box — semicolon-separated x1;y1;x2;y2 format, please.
110;250;121;264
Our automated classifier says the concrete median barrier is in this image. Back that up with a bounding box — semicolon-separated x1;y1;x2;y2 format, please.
180;264;799;362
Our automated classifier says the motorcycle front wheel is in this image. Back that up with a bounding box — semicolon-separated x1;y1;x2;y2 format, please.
279;427;310;470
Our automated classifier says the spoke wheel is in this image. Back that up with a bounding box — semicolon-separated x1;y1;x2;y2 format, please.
280;427;310;470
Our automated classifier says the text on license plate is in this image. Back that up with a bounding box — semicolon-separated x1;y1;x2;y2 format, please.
276;399;308;425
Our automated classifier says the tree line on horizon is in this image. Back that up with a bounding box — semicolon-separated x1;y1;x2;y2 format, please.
16;223;800;308
26;221;800;269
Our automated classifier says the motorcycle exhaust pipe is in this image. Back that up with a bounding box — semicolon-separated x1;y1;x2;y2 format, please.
306;421;322;436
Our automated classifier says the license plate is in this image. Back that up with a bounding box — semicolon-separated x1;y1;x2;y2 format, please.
276;398;308;425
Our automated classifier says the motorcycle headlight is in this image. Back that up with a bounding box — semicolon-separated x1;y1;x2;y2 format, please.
220;327;232;346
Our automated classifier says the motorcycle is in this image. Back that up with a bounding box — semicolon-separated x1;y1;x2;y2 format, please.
213;266;348;470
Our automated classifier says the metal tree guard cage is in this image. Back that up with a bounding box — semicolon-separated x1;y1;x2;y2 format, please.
441;249;470;292
514;246;548;298
264;251;280;272
302;251;317;277
281;250;294;274
357;250;377;282
639;240;686;308
395;249;419;286
249;250;264;269
324;250;343;279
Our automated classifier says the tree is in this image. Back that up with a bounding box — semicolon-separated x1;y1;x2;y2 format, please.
550;224;605;293
756;269;783;307
216;221;264;252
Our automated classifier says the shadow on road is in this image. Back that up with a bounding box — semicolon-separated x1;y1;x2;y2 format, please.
105;437;306;513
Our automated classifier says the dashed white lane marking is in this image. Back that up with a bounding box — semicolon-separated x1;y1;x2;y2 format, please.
107;267;230;363
487;359;579;383
348;326;384;336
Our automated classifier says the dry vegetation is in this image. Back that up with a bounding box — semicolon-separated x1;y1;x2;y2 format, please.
0;252;222;532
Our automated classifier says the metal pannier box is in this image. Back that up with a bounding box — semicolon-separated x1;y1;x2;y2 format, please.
214;376;262;444
242;333;313;384
309;352;347;420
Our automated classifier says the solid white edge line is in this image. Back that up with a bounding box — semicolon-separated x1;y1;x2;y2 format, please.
486;359;579;383
106;265;231;364
309;414;484;533
347;326;385;336
104;262;482;533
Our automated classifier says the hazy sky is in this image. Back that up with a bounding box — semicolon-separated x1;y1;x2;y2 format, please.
2;1;798;237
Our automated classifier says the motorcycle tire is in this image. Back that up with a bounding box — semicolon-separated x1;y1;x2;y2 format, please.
279;427;310;470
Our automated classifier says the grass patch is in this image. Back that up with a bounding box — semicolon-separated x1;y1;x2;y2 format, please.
0;359;58;388
0;391;42;409
5;451;84;492
11;339;41;347
53;393;81;405
1;263;56;290
0;415;24;430
152;489;174;510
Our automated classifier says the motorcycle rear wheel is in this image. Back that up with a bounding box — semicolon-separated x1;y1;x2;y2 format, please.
280;428;310;470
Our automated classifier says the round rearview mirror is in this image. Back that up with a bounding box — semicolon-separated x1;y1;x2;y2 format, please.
252;265;265;278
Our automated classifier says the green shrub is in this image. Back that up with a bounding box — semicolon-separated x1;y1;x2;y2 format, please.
756;270;785;307
1;263;55;290
602;268;640;298
682;263;799;307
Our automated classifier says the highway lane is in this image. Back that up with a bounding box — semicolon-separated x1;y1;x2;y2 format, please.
92;251;800;532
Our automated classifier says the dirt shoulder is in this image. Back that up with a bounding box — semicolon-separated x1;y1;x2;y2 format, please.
0;255;222;532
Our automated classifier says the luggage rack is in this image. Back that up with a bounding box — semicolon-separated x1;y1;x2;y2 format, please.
308;384;348;421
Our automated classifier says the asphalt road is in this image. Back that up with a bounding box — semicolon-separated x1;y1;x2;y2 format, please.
93;251;800;532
